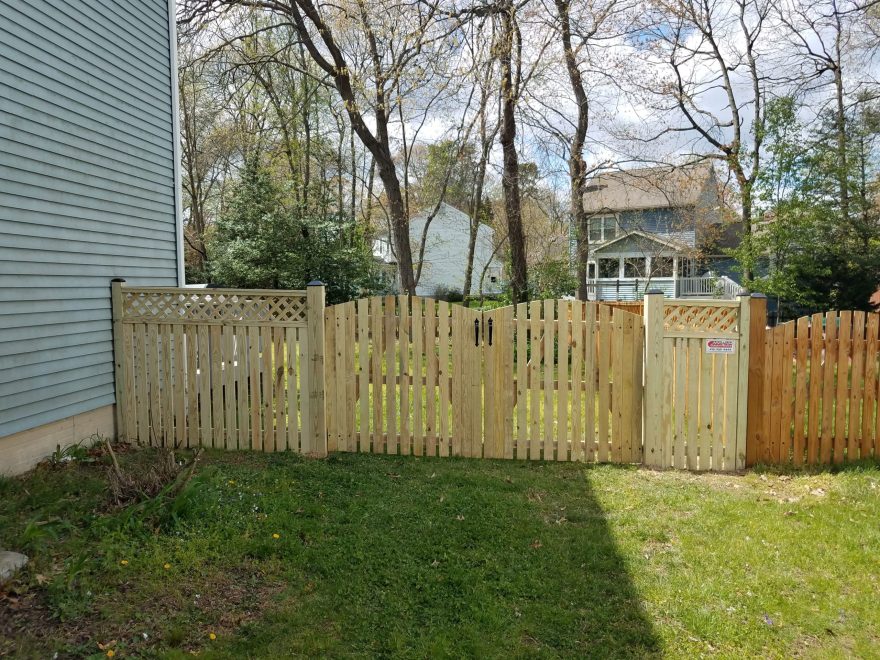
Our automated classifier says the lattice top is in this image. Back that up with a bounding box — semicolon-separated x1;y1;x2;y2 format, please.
121;288;308;326
663;303;739;336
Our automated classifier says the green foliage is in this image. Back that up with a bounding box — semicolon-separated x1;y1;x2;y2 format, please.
432;285;464;302
735;96;880;315
530;258;578;299
208;155;383;304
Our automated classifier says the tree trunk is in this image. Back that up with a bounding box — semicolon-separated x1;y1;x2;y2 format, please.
498;4;528;303
555;0;590;300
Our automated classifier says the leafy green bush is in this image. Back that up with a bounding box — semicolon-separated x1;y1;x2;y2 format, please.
530;259;578;299
432;285;464;302
208;155;383;304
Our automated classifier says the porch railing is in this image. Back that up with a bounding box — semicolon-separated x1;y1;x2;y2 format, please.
587;275;744;301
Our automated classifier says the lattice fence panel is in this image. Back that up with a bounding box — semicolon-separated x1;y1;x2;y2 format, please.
663;303;739;336
121;289;308;327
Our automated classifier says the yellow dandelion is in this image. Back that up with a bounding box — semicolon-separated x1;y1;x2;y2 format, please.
106;651;115;658
272;533;280;539
120;560;129;566
209;632;217;640
228;480;236;485
163;563;171;570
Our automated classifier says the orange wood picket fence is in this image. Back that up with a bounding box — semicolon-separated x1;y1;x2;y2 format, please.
746;306;880;465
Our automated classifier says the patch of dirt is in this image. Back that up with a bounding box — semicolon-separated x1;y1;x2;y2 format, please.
0;564;284;657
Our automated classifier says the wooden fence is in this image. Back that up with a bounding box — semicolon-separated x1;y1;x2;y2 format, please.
323;296;644;462
746;307;880;465
111;281;880;470
112;282;325;454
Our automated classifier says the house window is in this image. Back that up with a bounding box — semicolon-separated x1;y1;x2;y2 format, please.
653;256;674;278
598;258;619;278
603;216;618;241
588;262;597;280
588;215;619;243
624;257;646;278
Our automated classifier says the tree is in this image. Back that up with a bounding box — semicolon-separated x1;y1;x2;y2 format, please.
740;96;880;314
209;155;381;303
632;0;775;280
181;0;461;295
548;0;622;299
179;43;231;280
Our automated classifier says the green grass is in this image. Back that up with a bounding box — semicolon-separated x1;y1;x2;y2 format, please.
2;449;880;658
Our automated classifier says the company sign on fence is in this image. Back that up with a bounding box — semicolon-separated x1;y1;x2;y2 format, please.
705;338;737;354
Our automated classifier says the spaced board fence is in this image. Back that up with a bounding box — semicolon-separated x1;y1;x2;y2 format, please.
111;282;326;454
747;309;880;465
111;281;879;470
323;296;645;462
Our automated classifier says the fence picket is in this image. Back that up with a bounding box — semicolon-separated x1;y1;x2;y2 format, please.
358;299;370;453
371;298;384;452
863;314;879;458
807;314;823;464
848;312;866;460
793;317;809;465
835;311;852;462
425;299;438;457
412;298;424;457
557;300;570;461
584;303;597;463
543;299;555;461
529;301;542;460
385;296;398;455
597;305;611;463
398;295;411;456
516;303;528;459
570;301;584;462
438;301;451;456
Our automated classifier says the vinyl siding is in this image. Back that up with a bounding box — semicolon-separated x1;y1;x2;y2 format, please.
0;0;178;439
408;204;503;297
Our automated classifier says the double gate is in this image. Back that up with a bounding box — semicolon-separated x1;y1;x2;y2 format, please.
324;296;645;462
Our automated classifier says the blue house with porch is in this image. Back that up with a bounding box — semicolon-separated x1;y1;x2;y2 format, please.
577;164;742;300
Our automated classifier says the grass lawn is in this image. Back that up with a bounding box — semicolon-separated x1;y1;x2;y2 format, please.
2;448;879;658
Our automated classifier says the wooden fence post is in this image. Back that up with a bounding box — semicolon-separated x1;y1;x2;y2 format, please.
734;293;752;470
643;290;665;467
110;278;127;442
744;294;767;467
306;281;327;457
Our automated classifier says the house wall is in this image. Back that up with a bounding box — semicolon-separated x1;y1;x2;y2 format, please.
616;208;696;246
0;0;179;466
410;205;503;297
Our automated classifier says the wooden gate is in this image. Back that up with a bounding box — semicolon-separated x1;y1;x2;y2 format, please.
323;296;644;462
643;295;750;471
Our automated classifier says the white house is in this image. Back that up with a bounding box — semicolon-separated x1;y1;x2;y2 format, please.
374;203;504;297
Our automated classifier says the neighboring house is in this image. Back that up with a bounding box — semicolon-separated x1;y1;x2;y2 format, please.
373;203;504;297
576;164;742;301
1;1;182;474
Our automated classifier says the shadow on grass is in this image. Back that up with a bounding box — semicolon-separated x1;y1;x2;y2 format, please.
220;454;661;658
554;463;661;658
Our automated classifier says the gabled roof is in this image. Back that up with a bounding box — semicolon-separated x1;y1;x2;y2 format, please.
582;163;716;214
592;230;690;254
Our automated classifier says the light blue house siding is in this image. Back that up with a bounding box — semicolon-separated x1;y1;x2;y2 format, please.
0;0;180;440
